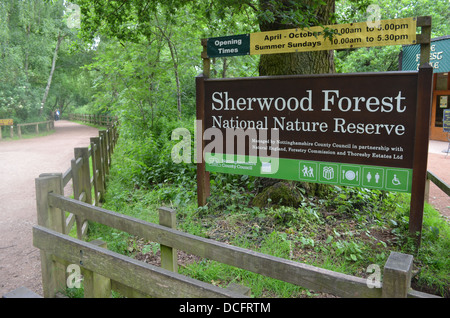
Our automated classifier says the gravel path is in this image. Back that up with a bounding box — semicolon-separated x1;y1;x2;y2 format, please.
0;120;99;296
427;141;450;220
0;121;448;297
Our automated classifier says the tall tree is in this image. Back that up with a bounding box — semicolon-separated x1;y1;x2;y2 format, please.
0;0;75;122
41;31;63;113
335;0;450;73
257;0;336;76
75;0;337;76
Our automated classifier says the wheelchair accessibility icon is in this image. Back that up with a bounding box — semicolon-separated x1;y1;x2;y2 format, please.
392;174;401;186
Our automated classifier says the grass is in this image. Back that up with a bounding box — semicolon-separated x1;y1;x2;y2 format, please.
79;138;450;298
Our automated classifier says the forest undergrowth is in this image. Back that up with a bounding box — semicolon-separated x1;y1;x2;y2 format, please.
80;131;449;298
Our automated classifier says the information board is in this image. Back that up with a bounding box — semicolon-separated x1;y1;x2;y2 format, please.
0;119;13;126
199;16;433;240
444;109;450;133
200;71;423;193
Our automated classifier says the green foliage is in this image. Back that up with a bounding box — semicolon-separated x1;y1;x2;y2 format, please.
0;0;86;123
335;0;450;73
95;146;450;297
63;0;450;298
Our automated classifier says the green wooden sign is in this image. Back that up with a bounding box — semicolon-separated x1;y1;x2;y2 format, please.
207;34;250;58
402;36;450;73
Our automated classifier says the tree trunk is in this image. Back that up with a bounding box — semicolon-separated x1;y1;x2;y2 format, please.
41;32;63;113
255;0;335;196
166;38;182;120
258;0;335;76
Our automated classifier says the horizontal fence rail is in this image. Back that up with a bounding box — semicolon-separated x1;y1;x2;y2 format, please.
426;170;450;198
43;125;118;239
0;120;54;139
46;193;380;298
69;114;118;127
31;117;442;298
17;120;54;138
34;176;440;298
33;225;245;298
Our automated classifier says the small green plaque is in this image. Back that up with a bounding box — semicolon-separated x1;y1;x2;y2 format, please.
207;34;250;58
205;153;413;193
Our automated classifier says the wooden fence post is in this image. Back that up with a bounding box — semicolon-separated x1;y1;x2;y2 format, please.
90;138;99;206
382;252;414;298
35;174;66;297
90;137;105;205
104;130;109;174
98;133;107;191
159;207;178;272
424;177;430;203
99;130;109;176
106;129;112;169
72;148;92;239
83;240;111;298
109;126;115;153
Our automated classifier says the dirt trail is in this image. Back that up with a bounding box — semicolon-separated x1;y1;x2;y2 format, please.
0;121;448;297
0;120;99;296
427;141;450;220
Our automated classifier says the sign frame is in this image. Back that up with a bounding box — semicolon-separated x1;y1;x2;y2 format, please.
198;16;433;244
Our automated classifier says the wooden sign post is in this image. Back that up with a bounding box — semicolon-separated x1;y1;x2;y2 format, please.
196;39;211;206
409;64;433;244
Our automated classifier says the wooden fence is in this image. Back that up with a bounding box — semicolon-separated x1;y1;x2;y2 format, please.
39;125;118;239
69;114;118;127
0;120;54;139
17;120;55;138
33;130;440;298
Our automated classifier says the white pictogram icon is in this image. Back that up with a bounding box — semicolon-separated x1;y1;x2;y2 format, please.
261;162;272;173
343;169;358;181
302;165;314;178
392;174;401;185
323;166;334;180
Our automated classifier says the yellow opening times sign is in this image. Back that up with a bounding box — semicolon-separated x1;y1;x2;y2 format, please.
0;119;13;126
250;18;417;55
206;17;418;58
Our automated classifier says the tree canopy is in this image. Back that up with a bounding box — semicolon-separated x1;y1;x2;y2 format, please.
1;0;449;124
0;0;94;123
